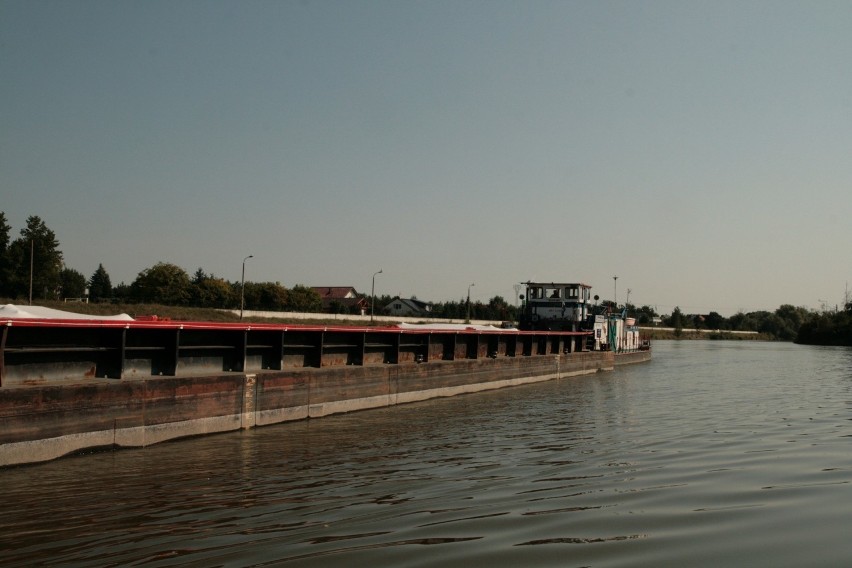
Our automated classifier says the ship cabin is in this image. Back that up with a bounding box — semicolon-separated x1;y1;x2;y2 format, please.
519;282;593;331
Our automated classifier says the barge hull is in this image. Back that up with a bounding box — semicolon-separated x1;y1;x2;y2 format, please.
1;318;647;467
1;353;614;467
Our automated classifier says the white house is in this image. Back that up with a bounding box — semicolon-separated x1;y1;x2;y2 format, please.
383;297;432;318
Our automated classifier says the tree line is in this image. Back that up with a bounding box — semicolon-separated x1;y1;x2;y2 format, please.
661;304;813;341
0;213;323;311
0;213;529;318
795;304;852;346
1;212;848;343
653;302;852;345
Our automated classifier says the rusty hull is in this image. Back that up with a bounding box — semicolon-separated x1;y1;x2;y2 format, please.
0;319;636;466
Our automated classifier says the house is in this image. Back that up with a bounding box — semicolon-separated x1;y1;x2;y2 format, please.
310;287;368;314
383;297;433;318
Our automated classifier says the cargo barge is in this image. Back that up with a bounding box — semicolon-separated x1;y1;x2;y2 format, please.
1;304;649;467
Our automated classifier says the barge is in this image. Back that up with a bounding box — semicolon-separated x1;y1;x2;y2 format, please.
1;300;649;467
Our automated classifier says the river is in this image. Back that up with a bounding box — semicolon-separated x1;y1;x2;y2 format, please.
2;340;852;567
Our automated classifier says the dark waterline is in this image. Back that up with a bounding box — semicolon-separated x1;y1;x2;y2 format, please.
2;341;852;567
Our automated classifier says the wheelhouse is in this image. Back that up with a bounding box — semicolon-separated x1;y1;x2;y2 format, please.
519;282;593;331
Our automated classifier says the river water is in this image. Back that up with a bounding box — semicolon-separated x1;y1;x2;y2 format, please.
2;340;852;567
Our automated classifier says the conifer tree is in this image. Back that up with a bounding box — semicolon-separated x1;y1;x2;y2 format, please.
88;264;113;302
8;216;63;300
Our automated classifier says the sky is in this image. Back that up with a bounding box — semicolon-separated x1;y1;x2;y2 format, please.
2;0;851;316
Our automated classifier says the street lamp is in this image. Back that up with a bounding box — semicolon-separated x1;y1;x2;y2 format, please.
371;269;383;322
240;255;253;320
466;282;475;323
613;275;618;311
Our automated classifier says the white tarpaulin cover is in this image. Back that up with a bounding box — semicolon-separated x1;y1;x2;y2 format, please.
396;322;505;331
0;304;134;321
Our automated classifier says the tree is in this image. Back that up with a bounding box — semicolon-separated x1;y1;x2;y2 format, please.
758;313;792;340
192;267;208;285
193;277;236;308
797;311;852;346
112;282;131;302
7;216;63;300
728;311;756;331
0;212;12;297
285;284;322;312
633;305;659;325
483;295;514;321
88;264;113;302
130;262;192;305
431;299;464;319
329;300;347;314
188;268;235;308
241;281;289;311
667;306;685;331
59;268;87;298
775;304;809;334
703;311;725;330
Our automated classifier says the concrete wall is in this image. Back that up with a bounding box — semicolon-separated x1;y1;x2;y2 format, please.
233;309;503;326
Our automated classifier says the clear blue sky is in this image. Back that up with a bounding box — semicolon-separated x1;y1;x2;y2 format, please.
2;0;850;315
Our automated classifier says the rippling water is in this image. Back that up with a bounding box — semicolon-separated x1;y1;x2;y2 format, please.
3;340;852;567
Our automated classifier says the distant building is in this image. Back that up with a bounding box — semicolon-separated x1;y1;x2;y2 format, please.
310;286;368;314
383;297;433;318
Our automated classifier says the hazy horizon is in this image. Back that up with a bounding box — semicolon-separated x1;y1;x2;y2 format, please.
2;1;850;317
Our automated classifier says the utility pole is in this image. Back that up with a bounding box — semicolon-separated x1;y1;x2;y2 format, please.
240;255;253;320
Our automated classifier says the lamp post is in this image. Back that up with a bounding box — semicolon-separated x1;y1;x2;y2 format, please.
240;255;253;320
466;282;475;323
613;275;618;311
371;269;383;322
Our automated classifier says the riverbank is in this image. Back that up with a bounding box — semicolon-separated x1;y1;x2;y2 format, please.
642;327;770;341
